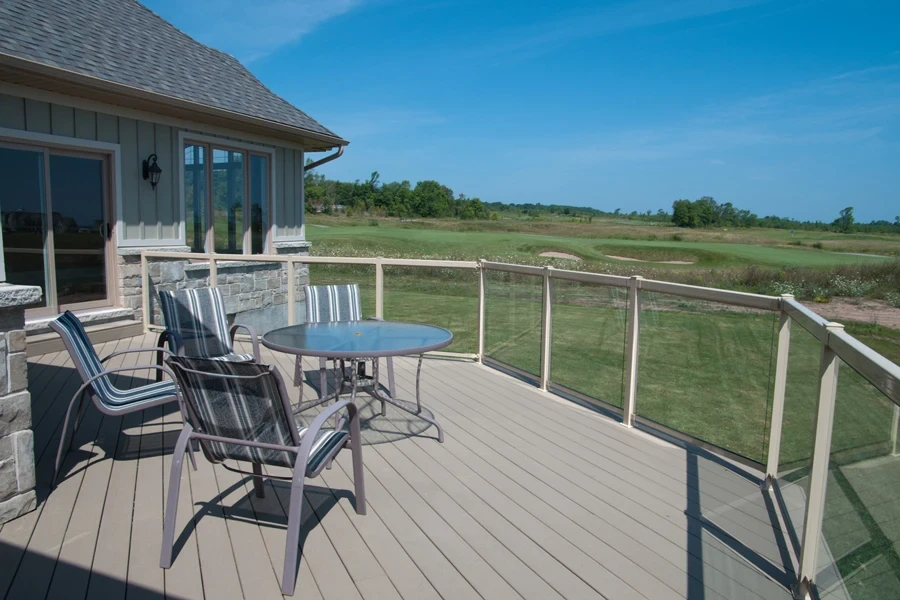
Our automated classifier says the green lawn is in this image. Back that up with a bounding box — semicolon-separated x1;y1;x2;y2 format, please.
306;221;894;269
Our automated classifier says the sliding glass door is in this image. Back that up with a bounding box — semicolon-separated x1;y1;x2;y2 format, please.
0;143;114;316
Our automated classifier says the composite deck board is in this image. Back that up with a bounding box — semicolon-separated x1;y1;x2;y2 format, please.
0;335;796;600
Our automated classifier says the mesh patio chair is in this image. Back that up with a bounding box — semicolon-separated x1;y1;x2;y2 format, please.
297;284;395;413
49;311;180;485
158;288;260;362
160;356;366;597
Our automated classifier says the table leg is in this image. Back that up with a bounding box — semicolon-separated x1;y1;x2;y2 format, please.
365;354;444;443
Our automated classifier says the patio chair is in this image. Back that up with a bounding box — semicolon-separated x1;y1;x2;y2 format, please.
160;356;366;596
158;288;260;362
298;284;396;412
49;311;180;485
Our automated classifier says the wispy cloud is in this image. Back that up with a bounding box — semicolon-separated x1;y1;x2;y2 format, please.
466;0;771;63
153;0;362;63
549;61;900;164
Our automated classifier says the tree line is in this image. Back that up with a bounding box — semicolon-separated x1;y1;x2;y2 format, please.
304;166;898;233
304;169;491;219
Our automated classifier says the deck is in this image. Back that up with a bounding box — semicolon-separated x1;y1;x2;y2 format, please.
0;333;797;600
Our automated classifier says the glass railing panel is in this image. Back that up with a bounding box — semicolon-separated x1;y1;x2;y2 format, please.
307;263;376;319
774;321;824;547
636;292;778;463
550;279;627;407
484;269;543;377
817;362;898;600
383;265;478;354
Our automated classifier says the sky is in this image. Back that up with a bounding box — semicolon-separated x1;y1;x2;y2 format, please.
144;0;900;223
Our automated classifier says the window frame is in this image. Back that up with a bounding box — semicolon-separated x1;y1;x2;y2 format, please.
178;132;276;255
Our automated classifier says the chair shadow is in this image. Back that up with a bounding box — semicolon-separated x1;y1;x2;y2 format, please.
299;367;439;444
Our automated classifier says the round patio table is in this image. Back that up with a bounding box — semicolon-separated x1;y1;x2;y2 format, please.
262;321;453;442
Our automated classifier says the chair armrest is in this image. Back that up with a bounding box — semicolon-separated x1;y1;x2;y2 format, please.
296;399;359;461
73;364;181;405
230;323;261;362
156;330;185;356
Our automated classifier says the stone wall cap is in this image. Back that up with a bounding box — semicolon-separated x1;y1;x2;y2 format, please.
184;260;284;272
0;284;42;308
118;246;191;256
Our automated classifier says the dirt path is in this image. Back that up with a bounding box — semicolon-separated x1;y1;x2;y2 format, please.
539;251;582;261
801;298;900;329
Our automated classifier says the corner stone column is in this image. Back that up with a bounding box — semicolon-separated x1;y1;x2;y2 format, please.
0;283;42;524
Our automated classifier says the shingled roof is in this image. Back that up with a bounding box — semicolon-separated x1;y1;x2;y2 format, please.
0;0;346;147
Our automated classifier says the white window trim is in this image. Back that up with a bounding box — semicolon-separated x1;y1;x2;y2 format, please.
0;127;137;248
177;130;280;253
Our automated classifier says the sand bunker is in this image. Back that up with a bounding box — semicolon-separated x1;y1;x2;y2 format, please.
539;251;583;261
606;254;695;265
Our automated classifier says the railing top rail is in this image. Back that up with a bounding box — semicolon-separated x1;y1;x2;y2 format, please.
782;298;829;342
481;261;546;276
830;328;900;406
550;268;631;287
140;251;477;269
639;279;781;311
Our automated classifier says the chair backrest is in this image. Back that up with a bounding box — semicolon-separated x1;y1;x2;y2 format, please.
304;284;363;324
166;356;298;467
159;288;233;358
50;311;117;401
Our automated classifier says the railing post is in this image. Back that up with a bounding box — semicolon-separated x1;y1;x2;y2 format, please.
375;257;384;319
286;257;296;326
797;321;843;598
477;260;486;364
622;276;643;427
140;252;150;333
892;404;900;457
540;266;553;391
209;255;218;288
764;294;794;488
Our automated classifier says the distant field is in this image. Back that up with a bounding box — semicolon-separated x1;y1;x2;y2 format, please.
306;217;895;269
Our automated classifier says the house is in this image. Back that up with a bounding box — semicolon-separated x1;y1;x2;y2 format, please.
0;0;347;333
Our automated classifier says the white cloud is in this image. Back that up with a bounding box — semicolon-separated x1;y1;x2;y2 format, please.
157;0;362;63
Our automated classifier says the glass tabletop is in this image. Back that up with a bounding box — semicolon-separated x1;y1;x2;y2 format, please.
261;321;454;358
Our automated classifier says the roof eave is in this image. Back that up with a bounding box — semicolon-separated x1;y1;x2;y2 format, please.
0;53;349;151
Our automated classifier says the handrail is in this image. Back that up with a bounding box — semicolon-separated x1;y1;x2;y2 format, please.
640;279;780;310
782;297;829;342
829;328;900;405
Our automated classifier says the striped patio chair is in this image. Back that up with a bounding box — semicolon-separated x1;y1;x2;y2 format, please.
160;356;366;596
158;288;260;362
49;311;180;485
297;284;396;413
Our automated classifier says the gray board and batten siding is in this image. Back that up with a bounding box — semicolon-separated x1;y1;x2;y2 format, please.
0;92;306;247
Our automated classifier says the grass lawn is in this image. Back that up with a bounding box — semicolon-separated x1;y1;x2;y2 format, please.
306;221;893;269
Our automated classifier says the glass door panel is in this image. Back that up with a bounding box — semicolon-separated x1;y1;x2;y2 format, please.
0;147;49;306
212;149;244;254
49;154;109;307
184;145;207;253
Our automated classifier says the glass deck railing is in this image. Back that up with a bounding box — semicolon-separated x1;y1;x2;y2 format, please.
141;251;900;599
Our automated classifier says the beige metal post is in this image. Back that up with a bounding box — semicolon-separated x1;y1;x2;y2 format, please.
375;257;384;319
540;267;553;391
477;260;486;363
141;252;150;333
622;276;643;427
797;322;843;598
287;258;296;326
764;294;794;488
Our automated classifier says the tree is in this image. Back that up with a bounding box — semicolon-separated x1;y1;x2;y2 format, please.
672;199;695;227
832;206;855;233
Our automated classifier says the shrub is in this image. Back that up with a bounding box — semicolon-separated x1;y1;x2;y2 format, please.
812;242;823;249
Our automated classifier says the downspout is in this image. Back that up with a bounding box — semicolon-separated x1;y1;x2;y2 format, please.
303;146;344;172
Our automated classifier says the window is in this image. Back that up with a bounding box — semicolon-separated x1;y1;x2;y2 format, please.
183;141;270;254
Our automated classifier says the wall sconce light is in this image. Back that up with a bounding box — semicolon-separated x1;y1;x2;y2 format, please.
142;153;162;189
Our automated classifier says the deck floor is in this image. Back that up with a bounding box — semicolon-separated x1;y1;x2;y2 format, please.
0;333;797;600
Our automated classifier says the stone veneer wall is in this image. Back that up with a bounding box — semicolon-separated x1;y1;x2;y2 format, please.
118;243;311;330
0;284;42;524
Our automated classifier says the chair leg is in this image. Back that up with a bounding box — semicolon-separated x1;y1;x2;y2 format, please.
293;356;302;387
53;389;84;486
387;357;396;398
348;405;367;516
282;457;307;596
319;357;328;401
160;425;192;569
69;389;90;452
252;463;265;498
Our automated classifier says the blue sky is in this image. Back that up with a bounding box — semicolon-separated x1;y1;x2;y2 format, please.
145;0;899;222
